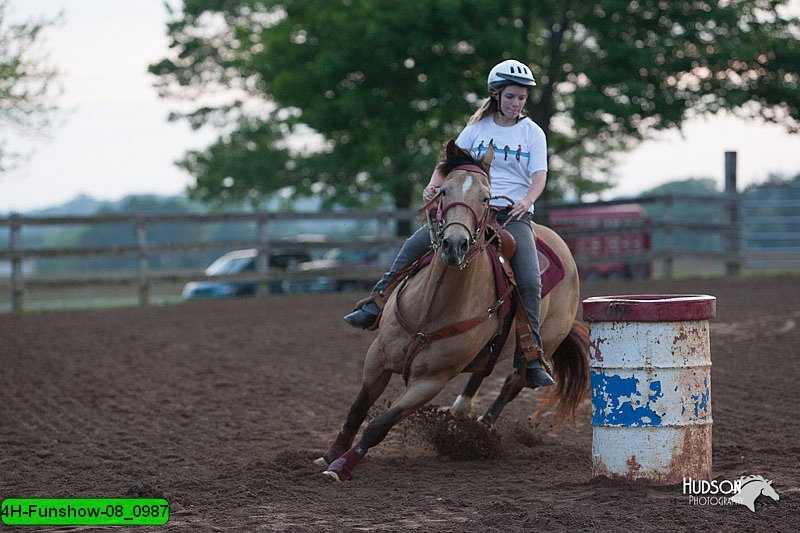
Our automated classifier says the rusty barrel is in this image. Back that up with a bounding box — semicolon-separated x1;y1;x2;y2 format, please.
582;294;716;484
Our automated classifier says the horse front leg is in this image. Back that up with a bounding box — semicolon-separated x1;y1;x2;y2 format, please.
323;376;449;482
315;343;392;467
478;370;524;426
449;372;486;417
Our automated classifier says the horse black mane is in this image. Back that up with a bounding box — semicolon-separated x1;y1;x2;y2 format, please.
435;139;491;178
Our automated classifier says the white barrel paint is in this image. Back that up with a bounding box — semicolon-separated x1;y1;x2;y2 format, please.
583;295;716;485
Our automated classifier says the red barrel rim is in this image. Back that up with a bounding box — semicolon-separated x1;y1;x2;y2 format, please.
582;294;716;322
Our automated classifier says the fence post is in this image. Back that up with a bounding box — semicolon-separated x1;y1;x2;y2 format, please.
724;151;742;276
662;196;674;279
10;214;24;313
257;212;271;295
135;218;149;306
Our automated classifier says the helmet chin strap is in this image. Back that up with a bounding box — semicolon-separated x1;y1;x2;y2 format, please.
495;86;507;117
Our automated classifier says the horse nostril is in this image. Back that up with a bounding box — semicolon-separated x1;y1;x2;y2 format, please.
442;238;455;257
458;238;469;256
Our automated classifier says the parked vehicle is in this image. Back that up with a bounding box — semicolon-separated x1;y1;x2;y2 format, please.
548;204;651;281
181;248;326;299
297;247;379;292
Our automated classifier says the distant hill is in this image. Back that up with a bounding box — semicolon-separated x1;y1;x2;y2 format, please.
9;192;331;218
18;194;201;217
23;194;110;217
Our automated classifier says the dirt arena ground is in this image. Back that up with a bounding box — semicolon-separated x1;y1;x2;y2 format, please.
1;275;798;532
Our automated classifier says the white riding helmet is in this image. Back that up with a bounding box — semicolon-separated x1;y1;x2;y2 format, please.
487;59;536;97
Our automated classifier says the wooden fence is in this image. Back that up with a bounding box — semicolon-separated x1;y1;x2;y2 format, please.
0;210;416;313
2;192;769;313
741;196;800;270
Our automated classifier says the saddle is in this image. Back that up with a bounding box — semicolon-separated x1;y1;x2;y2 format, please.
486;218;562;295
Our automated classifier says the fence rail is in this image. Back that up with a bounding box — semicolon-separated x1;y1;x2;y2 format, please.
4;193;797;313
1;209;417;313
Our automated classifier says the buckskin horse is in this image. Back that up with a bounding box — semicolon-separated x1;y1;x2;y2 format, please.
316;140;590;481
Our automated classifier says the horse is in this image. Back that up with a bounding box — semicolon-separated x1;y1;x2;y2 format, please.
316;140;590;481
729;475;780;512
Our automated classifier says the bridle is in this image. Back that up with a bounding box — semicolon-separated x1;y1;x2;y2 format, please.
422;164;516;270
423;164;492;270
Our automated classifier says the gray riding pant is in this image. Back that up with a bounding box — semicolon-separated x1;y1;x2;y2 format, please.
370;212;542;349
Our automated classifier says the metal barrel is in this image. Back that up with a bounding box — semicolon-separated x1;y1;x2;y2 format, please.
583;294;716;484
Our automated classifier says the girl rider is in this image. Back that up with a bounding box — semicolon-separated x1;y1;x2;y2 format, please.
344;59;553;389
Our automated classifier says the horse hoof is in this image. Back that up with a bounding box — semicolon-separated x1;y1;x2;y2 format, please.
450;394;474;418
322;470;343;482
313;457;329;467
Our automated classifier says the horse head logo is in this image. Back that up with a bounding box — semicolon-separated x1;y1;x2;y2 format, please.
729;475;780;512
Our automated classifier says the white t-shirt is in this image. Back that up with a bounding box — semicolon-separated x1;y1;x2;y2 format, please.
455;116;547;212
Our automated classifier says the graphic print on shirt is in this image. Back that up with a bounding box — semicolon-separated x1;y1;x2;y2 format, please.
473;141;530;162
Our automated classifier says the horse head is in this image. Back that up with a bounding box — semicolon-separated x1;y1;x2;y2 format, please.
435;140;493;267
731;475;780;512
760;479;780;502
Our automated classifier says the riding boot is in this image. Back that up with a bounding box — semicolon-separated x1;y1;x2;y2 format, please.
343;301;381;330
514;348;555;389
343;225;433;331
525;358;555;389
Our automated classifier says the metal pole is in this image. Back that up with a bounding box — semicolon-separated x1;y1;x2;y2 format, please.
10;214;24;313
724;151;741;276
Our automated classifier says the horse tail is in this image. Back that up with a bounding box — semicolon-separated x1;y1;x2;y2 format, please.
535;320;591;424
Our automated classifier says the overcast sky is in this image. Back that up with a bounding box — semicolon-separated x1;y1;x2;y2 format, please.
2;0;799;213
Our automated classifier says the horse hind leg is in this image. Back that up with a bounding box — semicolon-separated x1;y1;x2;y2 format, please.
480;321;591;426
323;376;449;482
478;371;524;426
315;342;392;467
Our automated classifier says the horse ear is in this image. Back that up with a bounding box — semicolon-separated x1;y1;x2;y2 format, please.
481;139;494;166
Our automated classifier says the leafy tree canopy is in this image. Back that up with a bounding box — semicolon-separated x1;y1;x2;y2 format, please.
150;0;800;214
0;1;61;172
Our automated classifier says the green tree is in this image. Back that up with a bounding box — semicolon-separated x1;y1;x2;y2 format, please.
150;0;800;228
0;1;61;172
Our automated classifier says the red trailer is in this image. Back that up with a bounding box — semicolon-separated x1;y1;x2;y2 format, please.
548;203;651;281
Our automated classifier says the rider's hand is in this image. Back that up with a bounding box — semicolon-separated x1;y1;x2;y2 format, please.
509;197;533;219
423;185;440;203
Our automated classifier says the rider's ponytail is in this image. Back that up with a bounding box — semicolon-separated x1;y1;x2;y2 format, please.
468;96;498;124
